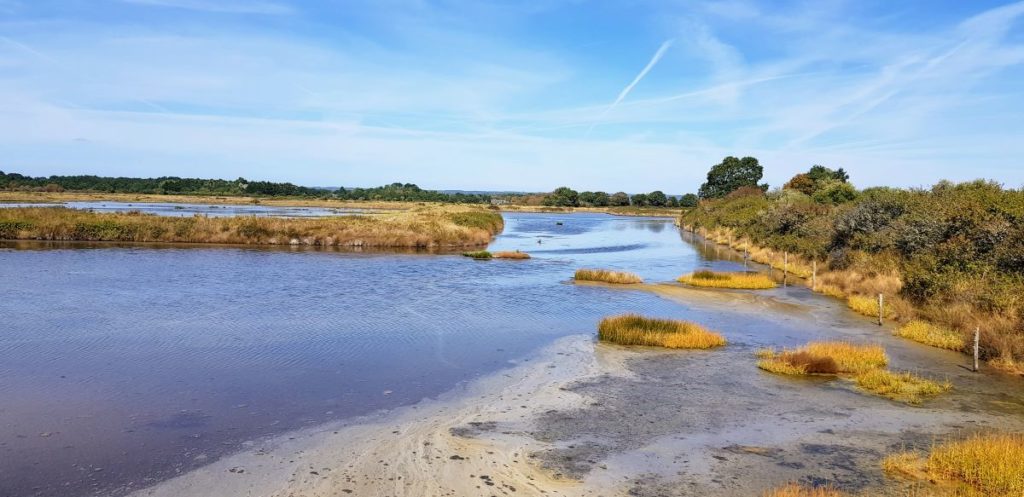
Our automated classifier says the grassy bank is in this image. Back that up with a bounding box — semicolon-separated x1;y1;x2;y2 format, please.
883;433;1024;496
0;205;503;248
597;314;726;349
680;181;1024;374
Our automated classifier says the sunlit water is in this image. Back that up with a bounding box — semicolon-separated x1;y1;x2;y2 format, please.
0;201;370;218
0;211;737;497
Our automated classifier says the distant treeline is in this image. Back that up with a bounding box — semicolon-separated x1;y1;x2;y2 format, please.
497;187;696;208
0;171;491;203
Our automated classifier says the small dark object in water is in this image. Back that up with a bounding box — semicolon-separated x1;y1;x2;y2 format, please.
556;222;563;225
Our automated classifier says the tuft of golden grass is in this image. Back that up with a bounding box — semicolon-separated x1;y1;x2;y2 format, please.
895;321;965;351
574;268;643;284
597;314;726;349
927;433;1024;496
762;483;848;497
854;369;951;405
677;270;777;289
492;250;530;259
462;250;492;259
0;205;504;248
847;294;890;319
758;341;887;376
882;451;925;478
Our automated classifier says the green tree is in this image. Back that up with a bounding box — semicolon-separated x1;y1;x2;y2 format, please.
698;156;766;199
631;193;649;206
666;196;679;208
592;191;611;207
578;191;597;206
609;192;630;206
543;186;579;207
647;190;668;206
679;193;699;207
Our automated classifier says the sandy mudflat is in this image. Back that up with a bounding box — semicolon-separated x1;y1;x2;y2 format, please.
130;285;1024;497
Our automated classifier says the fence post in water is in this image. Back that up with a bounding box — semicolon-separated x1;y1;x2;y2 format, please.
811;260;817;290
743;244;748;269
877;294;884;326
973;327;980;372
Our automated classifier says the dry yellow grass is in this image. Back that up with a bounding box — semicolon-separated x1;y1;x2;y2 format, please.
883;434;1024;497
928;433;1024;496
895;321;965;351
854;369;951;405
574;268;643;284
0;205;503;248
677;270;777;289
597;314;726;349
493;250;530;259
762;483;848;497
758;341;887;376
847;294;890;318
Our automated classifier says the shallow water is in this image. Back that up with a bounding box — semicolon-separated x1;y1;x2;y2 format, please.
0;200;370;218
0;212;721;497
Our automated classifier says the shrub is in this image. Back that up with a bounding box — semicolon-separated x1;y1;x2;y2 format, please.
758;341;886;376
597;314;726;349
854;369;951;405
462;250;492;259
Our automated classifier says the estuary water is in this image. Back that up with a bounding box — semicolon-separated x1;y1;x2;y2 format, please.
0;201;370;218
0;211;729;497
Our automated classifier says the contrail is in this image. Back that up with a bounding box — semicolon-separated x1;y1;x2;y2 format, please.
587;39;673;136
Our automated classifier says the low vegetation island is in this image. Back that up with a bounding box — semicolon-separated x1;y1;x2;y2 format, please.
597;314;727;349
0;206;504;249
574;268;644;284
677;269;777;289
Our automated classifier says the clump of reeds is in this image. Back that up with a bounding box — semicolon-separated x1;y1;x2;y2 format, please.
758;341;887;376
928;433;1024;496
677;270;777;289
883;433;1024;497
597;314;726;349
854;369;951;405
574;268;643;284
493;250;530;259
462;250;493;259
847;294;889;318
895;321;965;351
762;483;848;497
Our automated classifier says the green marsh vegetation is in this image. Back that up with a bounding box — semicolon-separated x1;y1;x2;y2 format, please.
597;314;726;349
682;158;1024;373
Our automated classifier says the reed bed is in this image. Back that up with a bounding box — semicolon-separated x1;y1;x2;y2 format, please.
492;250;530;259
0;206;503;248
597;314;726;349
677;270;777;289
762;483;848;497
883;433;1024;497
854;369;951;405
462;250;492;259
574;268;643;284
847;294;890;318
895;321;965;351
758;341;887;376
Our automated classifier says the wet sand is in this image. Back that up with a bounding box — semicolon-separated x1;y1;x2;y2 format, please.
130;283;1024;497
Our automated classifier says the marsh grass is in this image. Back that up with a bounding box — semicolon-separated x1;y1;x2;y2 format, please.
854;369;951;405
493;250;530;259
847;294;890;318
462;250;492;259
677;270;777;289
597;314;726;349
895;321;965;351
758;342;886;376
0;206;504;248
574;268;643;284
883;434;1024;497
762;483;848;497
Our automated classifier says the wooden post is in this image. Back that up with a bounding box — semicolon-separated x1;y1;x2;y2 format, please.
973;327;980;372
744;244;748;269
783;252;789;287
811;260;817;290
703;228;708;251
877;294;884;326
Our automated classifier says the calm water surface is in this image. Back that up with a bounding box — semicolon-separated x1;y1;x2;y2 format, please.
0;211;735;497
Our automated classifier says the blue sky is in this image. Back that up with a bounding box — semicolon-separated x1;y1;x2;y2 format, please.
1;0;1023;192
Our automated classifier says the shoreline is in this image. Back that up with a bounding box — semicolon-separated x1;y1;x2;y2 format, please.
128;281;1024;497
